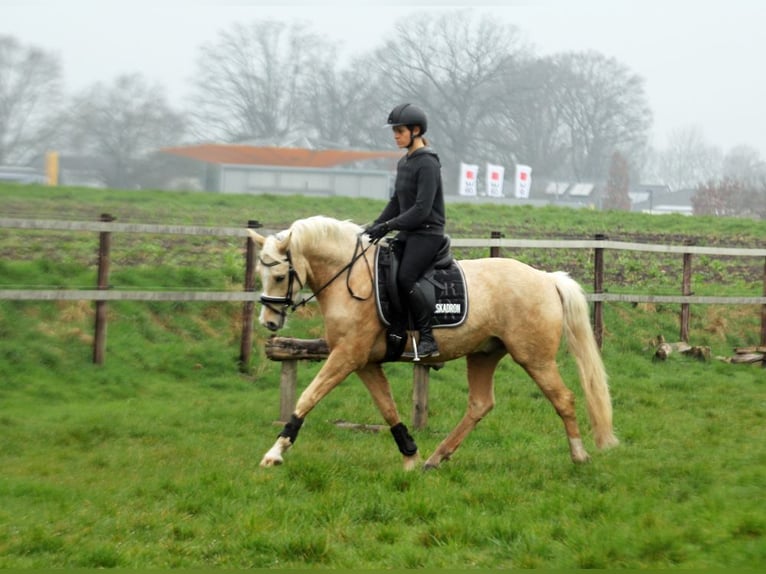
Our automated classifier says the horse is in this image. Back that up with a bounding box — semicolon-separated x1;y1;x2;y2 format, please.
250;215;618;471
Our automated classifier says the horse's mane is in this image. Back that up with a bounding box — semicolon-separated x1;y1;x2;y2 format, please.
286;215;365;258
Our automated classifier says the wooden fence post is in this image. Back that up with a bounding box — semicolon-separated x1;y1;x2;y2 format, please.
279;360;298;423
761;256;766;348
490;230;503;258
93;213;115;365
593;234;606;350
239;220;261;372
680;240;694;343
265;338;328;423
412;364;430;430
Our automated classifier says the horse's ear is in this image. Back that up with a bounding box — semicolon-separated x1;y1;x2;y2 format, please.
248;229;266;247
276;230;292;252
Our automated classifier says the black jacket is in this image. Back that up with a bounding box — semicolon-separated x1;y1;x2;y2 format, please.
375;147;445;236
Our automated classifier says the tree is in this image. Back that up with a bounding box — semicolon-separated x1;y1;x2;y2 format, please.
603;151;631;210
723;145;766;187
298;52;390;150
691;178;747;217
552;51;652;182
0;35;63;164
369;10;528;192
490;56;572;180
189;20;337;143
652;126;722;191
64;74;186;188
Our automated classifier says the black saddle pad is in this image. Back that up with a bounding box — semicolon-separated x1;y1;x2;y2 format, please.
374;242;468;328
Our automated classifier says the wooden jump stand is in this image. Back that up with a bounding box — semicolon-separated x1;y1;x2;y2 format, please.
264;336;432;430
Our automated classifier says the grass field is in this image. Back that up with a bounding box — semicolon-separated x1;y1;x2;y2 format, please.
0;184;764;568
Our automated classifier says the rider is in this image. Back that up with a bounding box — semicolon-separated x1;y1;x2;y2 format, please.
365;103;445;358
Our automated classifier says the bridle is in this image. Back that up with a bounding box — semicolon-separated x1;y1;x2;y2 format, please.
259;233;375;320
258;248;305;317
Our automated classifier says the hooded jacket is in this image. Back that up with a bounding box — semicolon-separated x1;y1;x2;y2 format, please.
375;146;445;236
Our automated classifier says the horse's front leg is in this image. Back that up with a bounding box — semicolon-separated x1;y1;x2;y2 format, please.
356;363;420;471
260;350;357;468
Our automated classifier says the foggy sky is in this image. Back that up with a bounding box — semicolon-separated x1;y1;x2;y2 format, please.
2;0;765;157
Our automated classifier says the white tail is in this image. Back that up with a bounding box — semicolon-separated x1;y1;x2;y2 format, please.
552;271;619;449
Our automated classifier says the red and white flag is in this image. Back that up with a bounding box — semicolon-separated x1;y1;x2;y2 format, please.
486;163;505;197
515;164;532;199
458;162;479;196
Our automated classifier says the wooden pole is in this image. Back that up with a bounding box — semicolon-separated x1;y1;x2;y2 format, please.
279;360;298;423
490;230;503;258
412;364;430;430
93;213;115;365
761;256;766;348
680;240;694;343
593;234;606;350
265;337;329;360
239;220;261;372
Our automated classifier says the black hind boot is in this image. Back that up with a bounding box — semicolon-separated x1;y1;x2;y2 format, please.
407;281;440;358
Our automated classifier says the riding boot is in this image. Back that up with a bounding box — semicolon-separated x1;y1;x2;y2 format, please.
407;281;440;358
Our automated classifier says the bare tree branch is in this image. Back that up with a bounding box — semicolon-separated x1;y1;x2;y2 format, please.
63;74;186;188
0;35;62;164
189;21;337;143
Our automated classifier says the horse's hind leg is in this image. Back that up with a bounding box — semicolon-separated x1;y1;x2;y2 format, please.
356;363;419;471
523;360;590;463
424;351;503;470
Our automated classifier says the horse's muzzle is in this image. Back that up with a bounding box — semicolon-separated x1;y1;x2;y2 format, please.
259;294;290;331
263;319;283;332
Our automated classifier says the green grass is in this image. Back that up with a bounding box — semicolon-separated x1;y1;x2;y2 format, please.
0;184;765;568
0;318;763;568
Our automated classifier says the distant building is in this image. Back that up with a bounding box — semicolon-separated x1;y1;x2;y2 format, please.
630;184;694;215
540;180;600;207
0;165;47;184
160;142;401;199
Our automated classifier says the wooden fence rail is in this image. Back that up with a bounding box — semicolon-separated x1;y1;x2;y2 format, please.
2;215;766;363
3;215;765;427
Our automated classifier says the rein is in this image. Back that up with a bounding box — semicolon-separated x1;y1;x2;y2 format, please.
259;233;375;316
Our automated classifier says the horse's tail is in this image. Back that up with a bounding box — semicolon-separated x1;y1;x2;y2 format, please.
551;271;619;450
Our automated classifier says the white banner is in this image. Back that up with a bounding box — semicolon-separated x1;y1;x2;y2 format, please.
515;164;532;199
458;162;479;196
486;163;505;197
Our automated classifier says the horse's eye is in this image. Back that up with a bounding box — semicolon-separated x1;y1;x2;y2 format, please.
274;275;286;283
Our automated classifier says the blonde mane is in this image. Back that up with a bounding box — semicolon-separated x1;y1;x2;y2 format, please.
286;216;365;258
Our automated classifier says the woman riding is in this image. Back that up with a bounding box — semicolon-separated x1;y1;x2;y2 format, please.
365;103;446;358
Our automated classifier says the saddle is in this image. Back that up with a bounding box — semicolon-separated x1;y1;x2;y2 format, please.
374;237;468;362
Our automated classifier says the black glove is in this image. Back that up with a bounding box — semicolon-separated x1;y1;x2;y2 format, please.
365;221;390;242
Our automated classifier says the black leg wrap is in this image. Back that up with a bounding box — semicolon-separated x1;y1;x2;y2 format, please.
278;414;304;444
390;422;418;456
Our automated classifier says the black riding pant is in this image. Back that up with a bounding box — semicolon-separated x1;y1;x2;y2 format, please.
396;233;444;293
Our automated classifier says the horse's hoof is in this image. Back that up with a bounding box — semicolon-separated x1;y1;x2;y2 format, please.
402;454;419;471
260;455;284;467
422;461;440;471
568;437;591;463
597;434;620;450
572;453;591;464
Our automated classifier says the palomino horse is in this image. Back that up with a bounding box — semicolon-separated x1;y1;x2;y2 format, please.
251;216;618;470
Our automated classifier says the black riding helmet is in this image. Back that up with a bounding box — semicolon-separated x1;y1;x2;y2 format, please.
385;103;428;136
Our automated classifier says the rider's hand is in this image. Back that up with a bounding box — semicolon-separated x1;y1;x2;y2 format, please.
365;221;390;242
